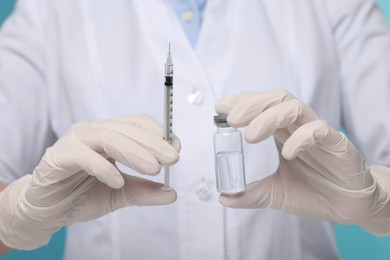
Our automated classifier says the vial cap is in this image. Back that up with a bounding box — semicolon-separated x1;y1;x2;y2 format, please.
214;115;229;127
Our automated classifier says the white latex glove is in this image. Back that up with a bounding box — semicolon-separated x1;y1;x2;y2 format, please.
0;115;180;250
216;89;390;236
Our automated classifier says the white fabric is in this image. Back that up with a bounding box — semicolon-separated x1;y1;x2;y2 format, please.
216;90;390;236
0;115;179;250
0;0;390;259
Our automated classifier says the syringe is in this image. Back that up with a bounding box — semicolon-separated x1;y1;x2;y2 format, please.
163;43;173;191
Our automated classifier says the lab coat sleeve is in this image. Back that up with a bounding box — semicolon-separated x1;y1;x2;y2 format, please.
326;0;390;165
0;0;55;183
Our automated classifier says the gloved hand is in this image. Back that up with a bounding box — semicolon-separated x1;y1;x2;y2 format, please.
216;89;390;236
0;115;180;250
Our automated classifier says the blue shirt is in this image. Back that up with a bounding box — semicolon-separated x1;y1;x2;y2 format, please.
170;0;207;47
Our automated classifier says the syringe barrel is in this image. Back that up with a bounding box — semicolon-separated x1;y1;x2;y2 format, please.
163;81;173;143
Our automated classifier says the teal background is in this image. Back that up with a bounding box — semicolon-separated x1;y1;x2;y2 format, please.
1;0;390;259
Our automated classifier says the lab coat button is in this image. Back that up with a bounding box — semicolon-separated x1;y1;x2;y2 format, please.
196;182;212;201
188;89;204;106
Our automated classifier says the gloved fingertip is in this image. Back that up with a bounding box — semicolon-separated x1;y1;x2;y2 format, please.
111;173;125;189
215;104;232;115
221;179;275;209
172;136;182;153
154;188;177;205
166;148;180;165
219;193;244;208
244;128;263;144
168;153;180;165
281;147;296;160
93;163;125;189
143;164;162;176
226;115;243;128
243;135;257;144
157;143;180;166
99;172;125;189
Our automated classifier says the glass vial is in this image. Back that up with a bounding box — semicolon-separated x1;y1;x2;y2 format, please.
213;115;246;193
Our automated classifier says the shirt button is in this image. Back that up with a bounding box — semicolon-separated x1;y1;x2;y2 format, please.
182;10;194;23
188;89;204;106
196;181;212;201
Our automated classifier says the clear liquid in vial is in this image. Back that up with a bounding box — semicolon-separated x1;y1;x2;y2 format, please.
216;151;246;193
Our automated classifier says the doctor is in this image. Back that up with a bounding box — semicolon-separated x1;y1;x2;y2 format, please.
1;0;390;259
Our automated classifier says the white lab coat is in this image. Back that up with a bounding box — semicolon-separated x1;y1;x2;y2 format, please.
1;0;390;259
